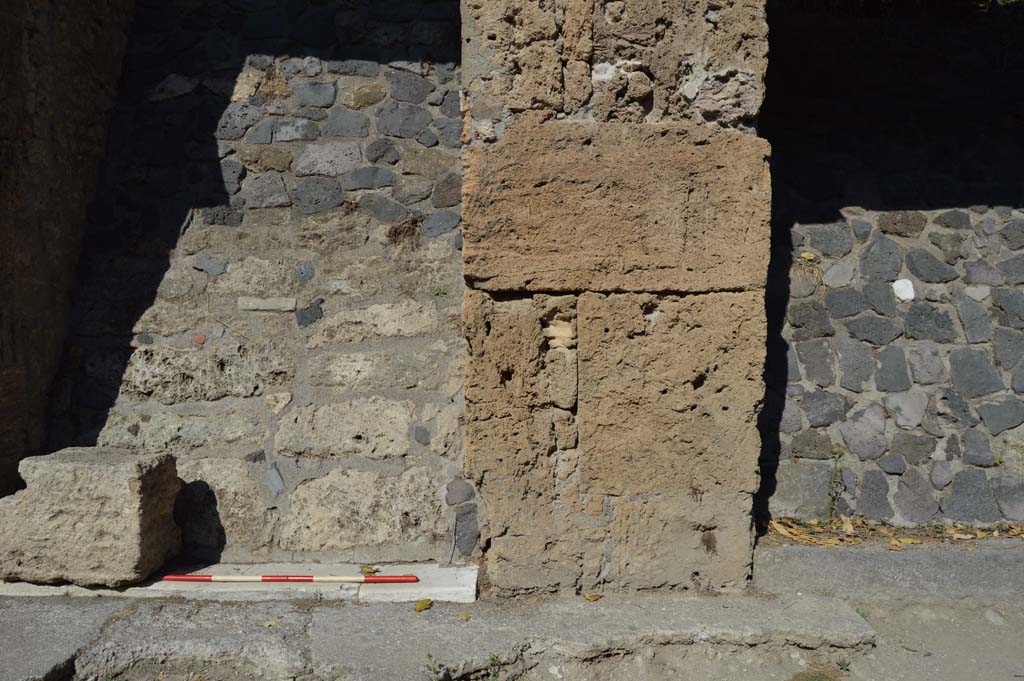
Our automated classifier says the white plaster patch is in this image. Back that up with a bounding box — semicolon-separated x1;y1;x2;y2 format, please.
892;279;915;302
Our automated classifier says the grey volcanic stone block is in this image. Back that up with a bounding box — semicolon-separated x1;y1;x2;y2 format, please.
942;468;1002;524
808;223;853;258
965;260;1006;286
800;390;849;428
445;479;475;506
907;344;947;384
905;303;958;342
894;469;938;524
787;301;835;340
949;348;1003;398
839;404;887;460
992;288;1024;328
999;254;1024;285
859;236;903;281
863;280;897;316
930;461;953;489
934;209;971;230
771;460;833;519
877;453;907;475
795;339;834;388
825;288;868;318
0;448;181;587
454;504;479;556
962;429;996;467
876;346;911;392
376;101;432;138
787;428;834;460
906;249;958;283
994;328;1024;369
387;71;436;104
849;217;873;241
929;232;967;264
954;292;992;343
846;314;902;345
323;108;369;137
857;470;893;521
884;391;928;429
977;397;1024;436
892;432;936;465
837;337;874;392
992;476;1024;521
1001;220;1024;250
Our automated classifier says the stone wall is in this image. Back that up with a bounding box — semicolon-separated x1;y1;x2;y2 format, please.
763;2;1024;527
461;0;770;594
0;0;134;496
48;0;468;562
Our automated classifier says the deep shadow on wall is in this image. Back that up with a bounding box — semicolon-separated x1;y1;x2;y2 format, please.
756;0;1024;527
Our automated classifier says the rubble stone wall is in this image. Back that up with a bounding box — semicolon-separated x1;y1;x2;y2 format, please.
48;0;468;563
0;0;134;496
461;0;771;594
765;3;1024;527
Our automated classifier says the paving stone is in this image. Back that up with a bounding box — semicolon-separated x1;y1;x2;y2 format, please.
905;249;959;283
245;171;291;208
930;389;979;431
445;479;475;506
786;428;835;460
799;390;849;428
976;397;1024;436
877;453;907;475
894;468;939;523
823;261;854;288
876;346;911;392
878;211;926;237
859;236;903;281
366;138;400;164
376;101;433;138
825;287;868;318
857;469;893;521
322;108;370;137
837;336;875;392
789;267;818;298
339;166;396;190
846;314;902;345
906;344;947;384
930;460;953;489
294;141;362;176
964;260;1006;286
849;217;873;241
934;209;972;230
884;391;929;429
991;288;1024;328
807;223;853;258
1000;219;1024;250
949;347;1003;398
293;81;336;107
0;449;180;586
454;504;479;556
424;210;461;236
838;404;887;460
904;302;958;342
954;291;992;343
771;460;833;519
291;177;345;215
220;158;246;195
962;429;996;467
892;431;936;466
273;118;319;142
928;231;968;264
215;102;264;140
942;468;1002;524
998;254;1024;285
991;476;1024;521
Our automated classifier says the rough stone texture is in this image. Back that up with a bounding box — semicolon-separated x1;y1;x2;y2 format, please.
463;114;770;294
0;448;180;586
0;0;133;494
464;290;764;593
45;1;465;564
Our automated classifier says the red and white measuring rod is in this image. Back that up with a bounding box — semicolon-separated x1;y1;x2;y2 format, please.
161;574;418;584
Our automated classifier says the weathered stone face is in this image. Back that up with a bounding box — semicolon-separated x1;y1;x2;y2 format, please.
0;448;180;587
463;115;770;293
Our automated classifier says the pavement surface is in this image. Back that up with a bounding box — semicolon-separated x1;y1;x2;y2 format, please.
2;542;1023;680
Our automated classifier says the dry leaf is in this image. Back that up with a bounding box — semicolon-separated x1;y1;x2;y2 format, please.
952;533;974;540
841;515;855;535
415;599;433;612
888;539;904;551
975;530;988;539
582;594;604;602
800;252;817;261
898;538;922;545
458;612;471;621
360;565;380;575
